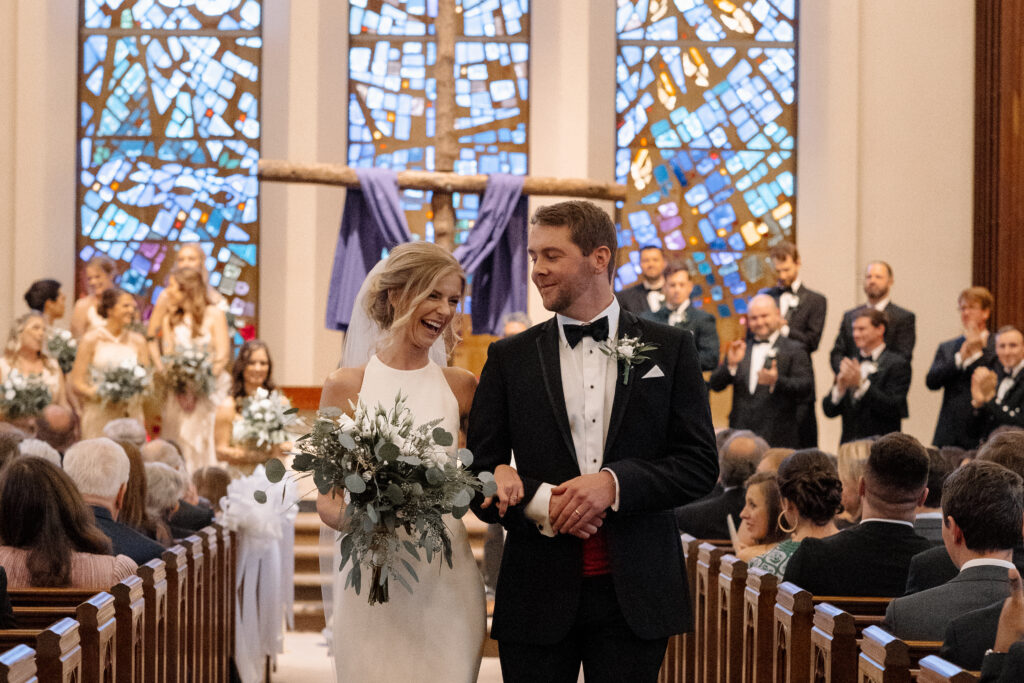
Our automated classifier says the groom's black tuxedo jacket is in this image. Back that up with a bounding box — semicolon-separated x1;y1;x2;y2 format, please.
468;310;718;644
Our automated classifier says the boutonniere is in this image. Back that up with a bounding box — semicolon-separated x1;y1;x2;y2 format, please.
599;336;658;386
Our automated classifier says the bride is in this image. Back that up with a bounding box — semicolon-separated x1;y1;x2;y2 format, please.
316;242;521;682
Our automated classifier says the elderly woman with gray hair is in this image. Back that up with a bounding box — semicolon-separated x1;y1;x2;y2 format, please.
144;462;187;542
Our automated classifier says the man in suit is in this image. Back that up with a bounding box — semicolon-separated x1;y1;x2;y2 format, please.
468;200;719;682
616;245;667;315
927;286;997;447
782;433;933;596
970;326;1024;442
943;567;1024;678
63;438;165;565
822;308;912;444
675;430;767;539
882;461;1023;640
829;261;916;373
914;448;952;543
643;265;719;371
708;295;814;447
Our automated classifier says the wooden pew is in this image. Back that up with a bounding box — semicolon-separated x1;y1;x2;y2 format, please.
110;576;145;683
659;534;701;683
137;559;168;683
741;567;777;683
220;526;236;679
0;643;35;683
76;592;117;683
0;619;82;683
183;535;206;683
810;603;857;683
162;546;189;683
916;655;980;683
773;582;815;683
857;626;944;683
716;555;746;683
199;528;219;683
212;525;230;683
695;543;728;683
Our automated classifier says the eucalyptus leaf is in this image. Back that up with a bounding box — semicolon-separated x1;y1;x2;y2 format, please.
478;471;495;483
425;468;443;486
313;470;332;495
264;458;286;483
394;571;413;595
344;474;367;494
385;483;405;504
284;407;299;415
481;480;497;498
452;505;468;519
411;483;424;497
402;541;421;562
398;455;421;466
384;513;396;533
338;433;357;450
292;452;313;470
425;545;434;564
378;442;400;461
351;564;362;594
401;559;419;583
320;406;342;418
366;503;378;524
432;427;454;447
457;448;473;467
452;488;472;507
253;490;267;504
362;516;375;532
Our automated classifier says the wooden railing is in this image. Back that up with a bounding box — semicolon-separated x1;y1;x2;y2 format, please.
0;524;236;683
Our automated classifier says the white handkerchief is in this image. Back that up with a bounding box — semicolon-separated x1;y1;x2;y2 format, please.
642;365;665;380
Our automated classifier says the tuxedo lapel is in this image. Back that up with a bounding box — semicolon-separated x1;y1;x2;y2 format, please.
604;311;642;459
536;319;577;463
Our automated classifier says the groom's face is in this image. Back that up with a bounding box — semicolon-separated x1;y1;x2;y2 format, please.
528;224;592;314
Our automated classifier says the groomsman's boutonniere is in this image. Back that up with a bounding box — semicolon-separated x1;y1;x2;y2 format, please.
600;336;658;386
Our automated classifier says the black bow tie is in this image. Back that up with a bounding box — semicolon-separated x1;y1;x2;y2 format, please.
859;353;874;362
752;339;771;346
563;317;609;349
780;286;794;294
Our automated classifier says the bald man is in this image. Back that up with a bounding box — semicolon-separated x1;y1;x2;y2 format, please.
709;295;814;447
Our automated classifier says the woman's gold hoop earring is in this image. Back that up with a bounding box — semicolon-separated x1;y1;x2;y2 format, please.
778;511;797;534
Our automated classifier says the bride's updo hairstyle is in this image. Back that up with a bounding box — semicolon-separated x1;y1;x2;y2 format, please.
365;242;465;346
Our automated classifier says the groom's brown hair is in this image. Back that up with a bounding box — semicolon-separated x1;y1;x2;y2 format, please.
531;201;617;282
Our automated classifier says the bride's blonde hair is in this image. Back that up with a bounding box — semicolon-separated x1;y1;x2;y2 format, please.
364;242;465;352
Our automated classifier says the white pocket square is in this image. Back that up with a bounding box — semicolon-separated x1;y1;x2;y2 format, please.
642;365;665;379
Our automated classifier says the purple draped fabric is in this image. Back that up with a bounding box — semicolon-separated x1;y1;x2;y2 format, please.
325;169;412;331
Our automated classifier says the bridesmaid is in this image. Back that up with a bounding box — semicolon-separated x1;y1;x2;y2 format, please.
71;288;151;439
146;244;223;341
154;267;229;471
214;340;291;476
70;256;116;340
23;279;66;328
0;313;71;430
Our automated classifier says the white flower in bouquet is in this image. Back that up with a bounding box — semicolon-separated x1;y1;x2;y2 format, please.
232;388;296;450
255;392;497;605
45;329;78;374
161;346;215;398
92;359;150;405
0;370;52;419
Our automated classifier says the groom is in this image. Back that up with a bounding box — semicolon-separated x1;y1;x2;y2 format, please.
468;201;718;682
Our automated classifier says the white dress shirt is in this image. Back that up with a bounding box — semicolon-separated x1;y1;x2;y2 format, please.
960;558;1016;572
646;287;665;313
955;329;989;369
667;300;690;327
831;343;885;403
746;331;780;395
525;298;622;536
997;359;1024;402
779;279;802;318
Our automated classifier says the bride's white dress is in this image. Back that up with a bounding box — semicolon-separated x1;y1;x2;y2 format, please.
332;355;486;682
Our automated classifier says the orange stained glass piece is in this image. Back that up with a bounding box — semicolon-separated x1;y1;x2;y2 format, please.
111;181;120;190
239;113;247;122
689;236;699;245
238;202;245;211
387;112;395;122
691;208;699;215
206;108;213;117
200;212;209;223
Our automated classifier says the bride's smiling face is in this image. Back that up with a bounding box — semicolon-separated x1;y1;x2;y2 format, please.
400;272;463;351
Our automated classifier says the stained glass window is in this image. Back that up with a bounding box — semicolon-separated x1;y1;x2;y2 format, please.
348;0;530;245
615;0;797;339
78;0;262;342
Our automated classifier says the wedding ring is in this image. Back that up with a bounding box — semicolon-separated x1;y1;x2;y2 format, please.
572;509;582;517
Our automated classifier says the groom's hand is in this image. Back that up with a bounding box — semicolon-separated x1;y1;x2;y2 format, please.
550;471;616;536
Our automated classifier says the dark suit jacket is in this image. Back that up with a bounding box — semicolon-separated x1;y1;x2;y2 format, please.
905;544;1024;595
90;505;165;565
822;349;911;444
643;305;720;371
883;564;1012;640
0;568;15;629
169;499;214;531
783;521;933;597
830;303;917;373
913;516;944;544
674;487;744;540
762;283;828;354
468;311;719;643
972;368;1024;443
980;640;1024;683
617;283;663;315
941;600;1003;671
708;336;814;448
926;335;997;447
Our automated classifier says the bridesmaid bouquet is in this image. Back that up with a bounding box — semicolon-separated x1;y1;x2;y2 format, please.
258;392;497;605
45;329;77;374
92;360;151;405
162;347;215;398
232;388;296;451
0;370;52;419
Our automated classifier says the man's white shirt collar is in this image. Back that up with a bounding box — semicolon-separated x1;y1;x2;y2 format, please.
915;511;942;520
860;517;914;528
556;298;620;349
960;558;1016;572
871;297;891;311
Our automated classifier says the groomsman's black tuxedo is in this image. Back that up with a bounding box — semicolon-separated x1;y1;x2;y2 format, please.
822;348;911;444
761;282;828;353
971;365;1024;442
616;282;663;315
468;310;718;662
642;304;720;371
829;303;917;373
707;336;814;448
925;333;996;447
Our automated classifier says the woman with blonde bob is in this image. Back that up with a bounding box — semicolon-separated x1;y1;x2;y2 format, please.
836;438;873;527
0;312;71;423
317;241;515;682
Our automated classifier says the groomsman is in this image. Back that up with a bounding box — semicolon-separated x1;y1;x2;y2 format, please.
643;265;719;371
830;261;916;373
709;295;814;448
970;325;1024;442
926;287;997;448
617;245;667;314
823;308;911;444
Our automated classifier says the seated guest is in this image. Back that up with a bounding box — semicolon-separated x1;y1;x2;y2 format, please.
926;287;996;448
63;437;164;565
141;439;214;531
884;461;1022;640
948;567;1024;681
971;326;1024;441
0;429;26;470
145;462;187;542
734;472;787;562
643;265;719;371
616;244;666;314
783;433;932;596
0;456;136;587
116;440;165;545
709;295;814;447
822;309;911;444
675;430;767;539
193;466;231;513
103;417;146;449
34;404;75;454
748;449;842;577
915;448;953;543
756;447;795;475
18;438;61;467
836;438;873;528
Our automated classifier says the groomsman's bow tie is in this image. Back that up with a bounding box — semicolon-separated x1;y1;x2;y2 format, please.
859;353;874;362
752;338;771;346
563;317;609;348
780;285;794;294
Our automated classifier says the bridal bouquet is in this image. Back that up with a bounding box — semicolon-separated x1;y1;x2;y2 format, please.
0;370;52;419
232;387;296;451
46;329;77;374
162;347;215;398
92;360;150;405
259;392;497;605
